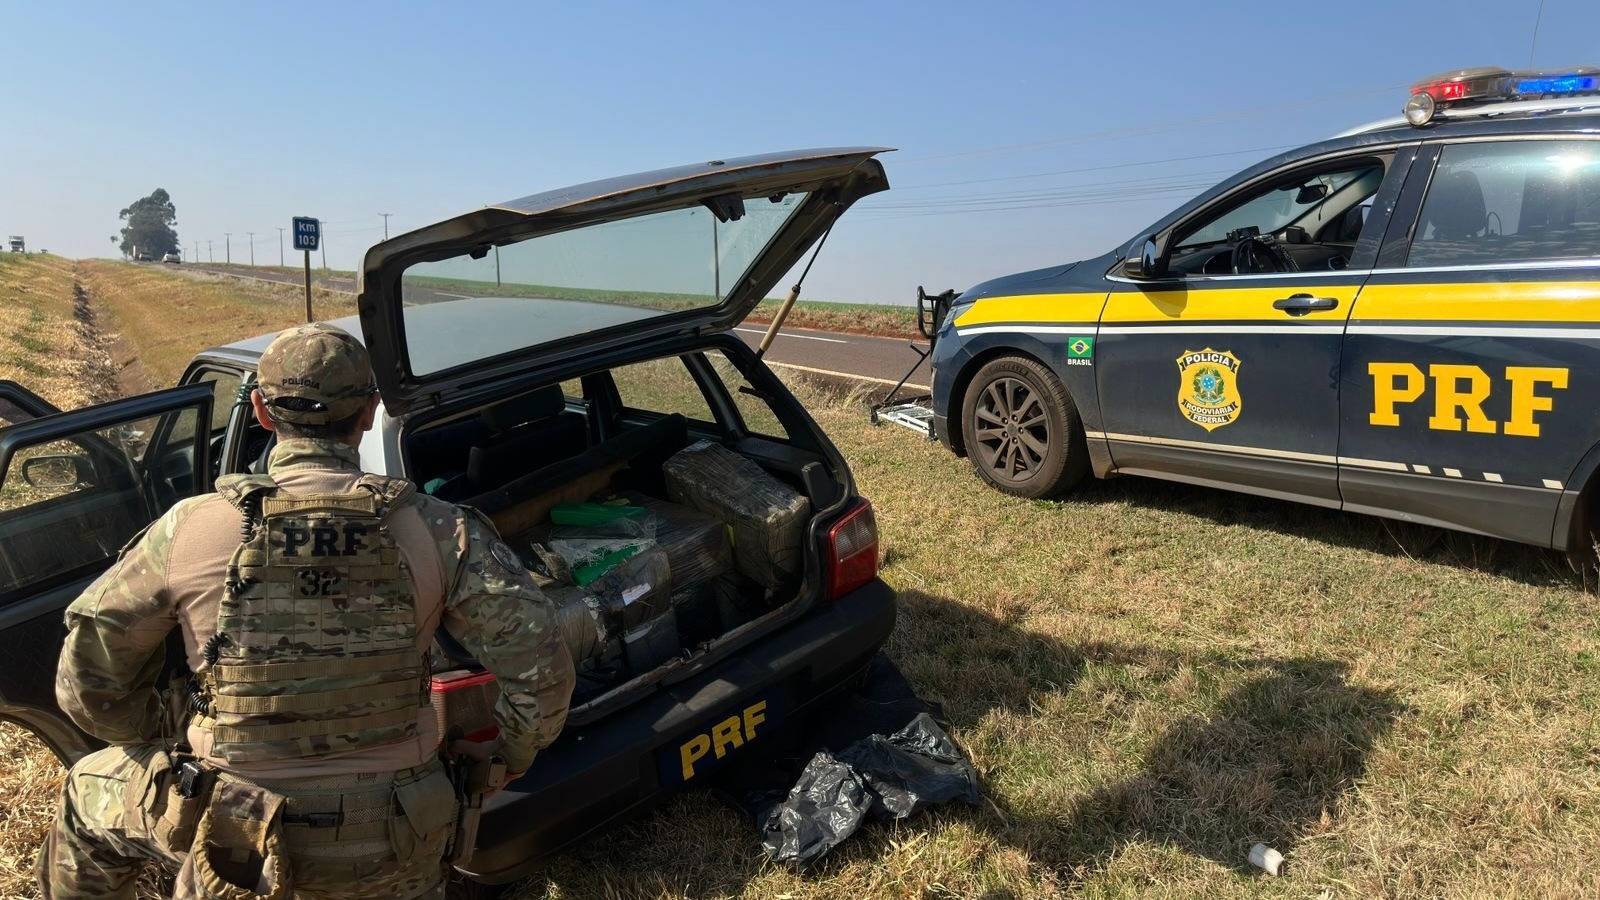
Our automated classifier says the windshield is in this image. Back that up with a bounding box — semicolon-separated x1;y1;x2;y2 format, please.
399;192;807;376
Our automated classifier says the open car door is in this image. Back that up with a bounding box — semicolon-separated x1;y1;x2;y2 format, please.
0;382;214;762
0;379;62;425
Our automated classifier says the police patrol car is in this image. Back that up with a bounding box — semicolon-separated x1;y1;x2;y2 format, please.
911;67;1600;554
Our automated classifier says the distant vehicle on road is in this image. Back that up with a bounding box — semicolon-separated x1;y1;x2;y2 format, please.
6;235;23;253
901;65;1600;559
161;252;180;264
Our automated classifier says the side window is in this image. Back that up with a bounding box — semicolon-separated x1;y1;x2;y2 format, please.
0;402;205;599
611;357;715;424
1409;140;1600;267
199;369;242;433
1169;159;1388;276
707;350;787;439
174;368;242;443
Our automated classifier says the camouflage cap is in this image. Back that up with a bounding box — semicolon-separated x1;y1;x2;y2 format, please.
256;323;376;425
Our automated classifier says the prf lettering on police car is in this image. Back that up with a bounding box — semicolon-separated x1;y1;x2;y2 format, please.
1368;363;1569;436
678;699;767;781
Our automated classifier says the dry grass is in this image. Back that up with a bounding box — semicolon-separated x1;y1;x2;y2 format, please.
3;261;1599;897
77;261;357;387
0;254;114;413
0;724;65;892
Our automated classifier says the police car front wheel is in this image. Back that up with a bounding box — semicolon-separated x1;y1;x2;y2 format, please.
961;356;1088;498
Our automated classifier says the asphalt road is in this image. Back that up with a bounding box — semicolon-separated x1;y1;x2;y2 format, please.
185;264;931;392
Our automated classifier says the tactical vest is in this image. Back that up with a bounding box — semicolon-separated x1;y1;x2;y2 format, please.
194;472;428;763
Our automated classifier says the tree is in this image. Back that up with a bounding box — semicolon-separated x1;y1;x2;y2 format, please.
118;189;179;259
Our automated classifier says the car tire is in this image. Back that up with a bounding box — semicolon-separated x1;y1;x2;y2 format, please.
960;355;1088;499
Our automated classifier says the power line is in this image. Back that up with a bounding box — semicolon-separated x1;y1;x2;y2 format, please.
1529;0;1547;67
863;169;1234;210
898;83;1403;164
894;146;1292;192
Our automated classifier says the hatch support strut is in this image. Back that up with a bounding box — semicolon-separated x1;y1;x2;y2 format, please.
756;223;835;359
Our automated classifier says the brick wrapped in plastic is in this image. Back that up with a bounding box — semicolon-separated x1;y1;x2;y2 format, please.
546;505;658;586
662;441;811;590
543;583;612;664
622;492;732;593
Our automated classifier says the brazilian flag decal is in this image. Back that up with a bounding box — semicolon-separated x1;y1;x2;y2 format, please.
1067;336;1094;359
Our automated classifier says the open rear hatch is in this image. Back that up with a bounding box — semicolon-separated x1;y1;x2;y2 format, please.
355;148;891;416
362;149;890;725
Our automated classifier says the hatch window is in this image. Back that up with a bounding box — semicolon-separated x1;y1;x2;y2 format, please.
398;193;807;377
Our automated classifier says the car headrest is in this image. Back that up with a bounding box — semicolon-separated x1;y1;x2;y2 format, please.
1424;170;1487;240
481;385;566;430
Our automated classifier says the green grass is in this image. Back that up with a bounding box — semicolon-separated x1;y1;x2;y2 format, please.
403;274;918;338
507;383;1600;898
185;261;920;337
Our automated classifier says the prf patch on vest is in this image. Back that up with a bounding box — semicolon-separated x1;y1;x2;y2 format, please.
206;484;426;762
248;507;413;655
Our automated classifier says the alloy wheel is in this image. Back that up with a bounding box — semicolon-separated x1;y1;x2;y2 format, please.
972;376;1051;483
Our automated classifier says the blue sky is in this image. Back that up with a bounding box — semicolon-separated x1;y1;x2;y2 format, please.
2;0;1595;303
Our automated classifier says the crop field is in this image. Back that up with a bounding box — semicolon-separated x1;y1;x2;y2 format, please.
191;261;920;339
3;256;1599;898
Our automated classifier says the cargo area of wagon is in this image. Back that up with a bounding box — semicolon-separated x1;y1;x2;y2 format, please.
409;352;848;726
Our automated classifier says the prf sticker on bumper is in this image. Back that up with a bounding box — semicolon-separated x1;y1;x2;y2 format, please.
670;698;771;783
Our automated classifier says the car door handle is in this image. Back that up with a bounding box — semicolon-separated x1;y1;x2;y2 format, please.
1272;294;1339;316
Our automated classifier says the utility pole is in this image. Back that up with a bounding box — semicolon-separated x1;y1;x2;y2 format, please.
207;240;213;263
277;227;285;267
224;233;231;265
194;241;199;263
320;236;327;271
247;232;256;267
379;213;392;240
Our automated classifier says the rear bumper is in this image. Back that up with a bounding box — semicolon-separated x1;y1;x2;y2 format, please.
461;577;898;882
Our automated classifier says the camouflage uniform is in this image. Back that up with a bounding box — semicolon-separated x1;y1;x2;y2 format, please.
39;324;576;899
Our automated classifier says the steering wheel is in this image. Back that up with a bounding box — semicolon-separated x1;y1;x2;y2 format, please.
1230;235;1299;275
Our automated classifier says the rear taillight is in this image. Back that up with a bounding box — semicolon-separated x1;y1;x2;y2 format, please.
826;499;878;600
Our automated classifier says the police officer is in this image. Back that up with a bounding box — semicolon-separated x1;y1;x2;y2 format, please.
38;323;576;898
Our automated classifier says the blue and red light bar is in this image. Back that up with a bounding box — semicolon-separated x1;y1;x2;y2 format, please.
1512;71;1600;97
1405;65;1600;125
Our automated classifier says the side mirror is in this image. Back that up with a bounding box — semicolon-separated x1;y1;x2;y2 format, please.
20;453;91;490
1121;237;1166;279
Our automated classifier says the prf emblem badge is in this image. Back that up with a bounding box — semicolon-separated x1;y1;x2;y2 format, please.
1176;348;1242;431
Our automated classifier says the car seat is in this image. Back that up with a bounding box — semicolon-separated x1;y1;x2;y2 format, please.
466;385;589;491
1422;170;1488;240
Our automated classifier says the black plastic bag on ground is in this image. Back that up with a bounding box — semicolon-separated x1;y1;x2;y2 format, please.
757;712;979;868
838;713;980;820
758;752;872;868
